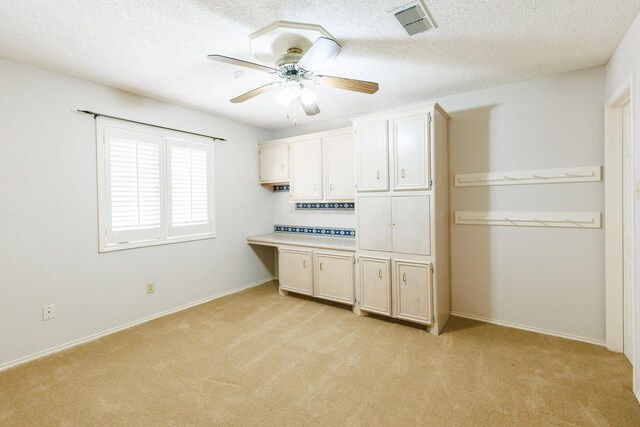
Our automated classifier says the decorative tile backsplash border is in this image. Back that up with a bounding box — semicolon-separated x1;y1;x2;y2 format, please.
272;185;290;192
295;202;355;210
274;224;356;238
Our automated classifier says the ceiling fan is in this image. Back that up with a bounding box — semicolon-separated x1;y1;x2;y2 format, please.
208;37;379;116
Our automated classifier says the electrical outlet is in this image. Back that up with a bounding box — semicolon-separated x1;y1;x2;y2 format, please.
146;282;155;294
42;304;55;321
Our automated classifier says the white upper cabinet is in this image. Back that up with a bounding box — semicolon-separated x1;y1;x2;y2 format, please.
261;128;353;203
356;121;389;192
393;115;429;191
290;138;323;201
259;142;289;184
324;133;355;201
392;195;431;256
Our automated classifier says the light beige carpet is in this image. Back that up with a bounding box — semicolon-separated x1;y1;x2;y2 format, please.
1;281;639;426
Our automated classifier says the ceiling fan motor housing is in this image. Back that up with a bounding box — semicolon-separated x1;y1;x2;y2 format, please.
276;48;307;79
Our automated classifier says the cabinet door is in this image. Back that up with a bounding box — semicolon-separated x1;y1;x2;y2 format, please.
356;121;389;192
314;252;354;304
393;115;430;190
357;196;392;252
290;139;323;201
394;260;432;324
279;248;313;296
392;195;431;255
324;133;355;201
259;143;288;183
359;256;391;316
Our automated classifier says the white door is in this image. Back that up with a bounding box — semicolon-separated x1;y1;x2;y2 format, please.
290;139;323;201
324;133;355;201
314;252;354;304
279;248;314;296
395;260;432;325
358;196;392;252
392;195;431;255
393;115;429;191
356;121;389;192
359;256;391;316
259;143;289;183
623;101;635;363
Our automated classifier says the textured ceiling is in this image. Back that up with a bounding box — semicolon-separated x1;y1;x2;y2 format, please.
0;0;639;130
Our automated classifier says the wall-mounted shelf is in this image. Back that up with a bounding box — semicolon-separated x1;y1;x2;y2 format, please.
454;166;602;187
455;211;602;229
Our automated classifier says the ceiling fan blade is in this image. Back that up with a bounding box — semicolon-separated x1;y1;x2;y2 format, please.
230;82;280;103
300;97;320;116
297;37;341;72
315;75;379;94
208;54;276;74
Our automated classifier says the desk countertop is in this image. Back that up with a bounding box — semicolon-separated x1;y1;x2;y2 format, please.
247;233;356;252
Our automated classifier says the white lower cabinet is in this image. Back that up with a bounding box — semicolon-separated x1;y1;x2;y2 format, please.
359;256;432;325
314;251;354;304
278;247;354;304
359;256;391;316
394;260;432;325
278;248;313;296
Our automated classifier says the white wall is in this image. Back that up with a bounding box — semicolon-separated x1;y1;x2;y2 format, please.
0;58;275;368
445;67;605;343
273;67;607;343
605;10;640;397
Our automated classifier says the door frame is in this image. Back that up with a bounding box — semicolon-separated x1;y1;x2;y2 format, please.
605;76;634;354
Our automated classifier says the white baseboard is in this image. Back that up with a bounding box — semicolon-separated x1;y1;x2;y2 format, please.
450;311;605;347
0;278;274;372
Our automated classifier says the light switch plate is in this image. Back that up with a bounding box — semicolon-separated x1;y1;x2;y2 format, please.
42;304;55;320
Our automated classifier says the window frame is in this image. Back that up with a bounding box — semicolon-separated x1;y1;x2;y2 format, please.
96;117;215;253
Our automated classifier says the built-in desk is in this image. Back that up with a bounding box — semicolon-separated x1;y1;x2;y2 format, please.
247;234;357;307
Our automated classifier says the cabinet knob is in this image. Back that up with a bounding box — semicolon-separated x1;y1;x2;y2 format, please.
320;262;324;271
378;269;382;279
376;170;380;180
401;169;406;179
402;272;407;283
303;260;307;268
330;183;334;191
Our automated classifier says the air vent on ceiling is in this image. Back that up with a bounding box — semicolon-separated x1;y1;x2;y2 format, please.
390;1;434;36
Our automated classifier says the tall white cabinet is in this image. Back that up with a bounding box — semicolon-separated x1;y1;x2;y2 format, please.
352;103;450;335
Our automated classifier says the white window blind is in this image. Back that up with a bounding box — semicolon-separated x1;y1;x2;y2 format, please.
167;139;213;237
97;117;215;252
109;135;161;231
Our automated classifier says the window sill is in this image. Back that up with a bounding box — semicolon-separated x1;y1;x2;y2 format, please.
99;232;216;253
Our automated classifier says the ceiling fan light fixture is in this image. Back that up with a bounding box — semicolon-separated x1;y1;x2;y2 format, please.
276;81;303;106
276;88;293;106
299;87;317;104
